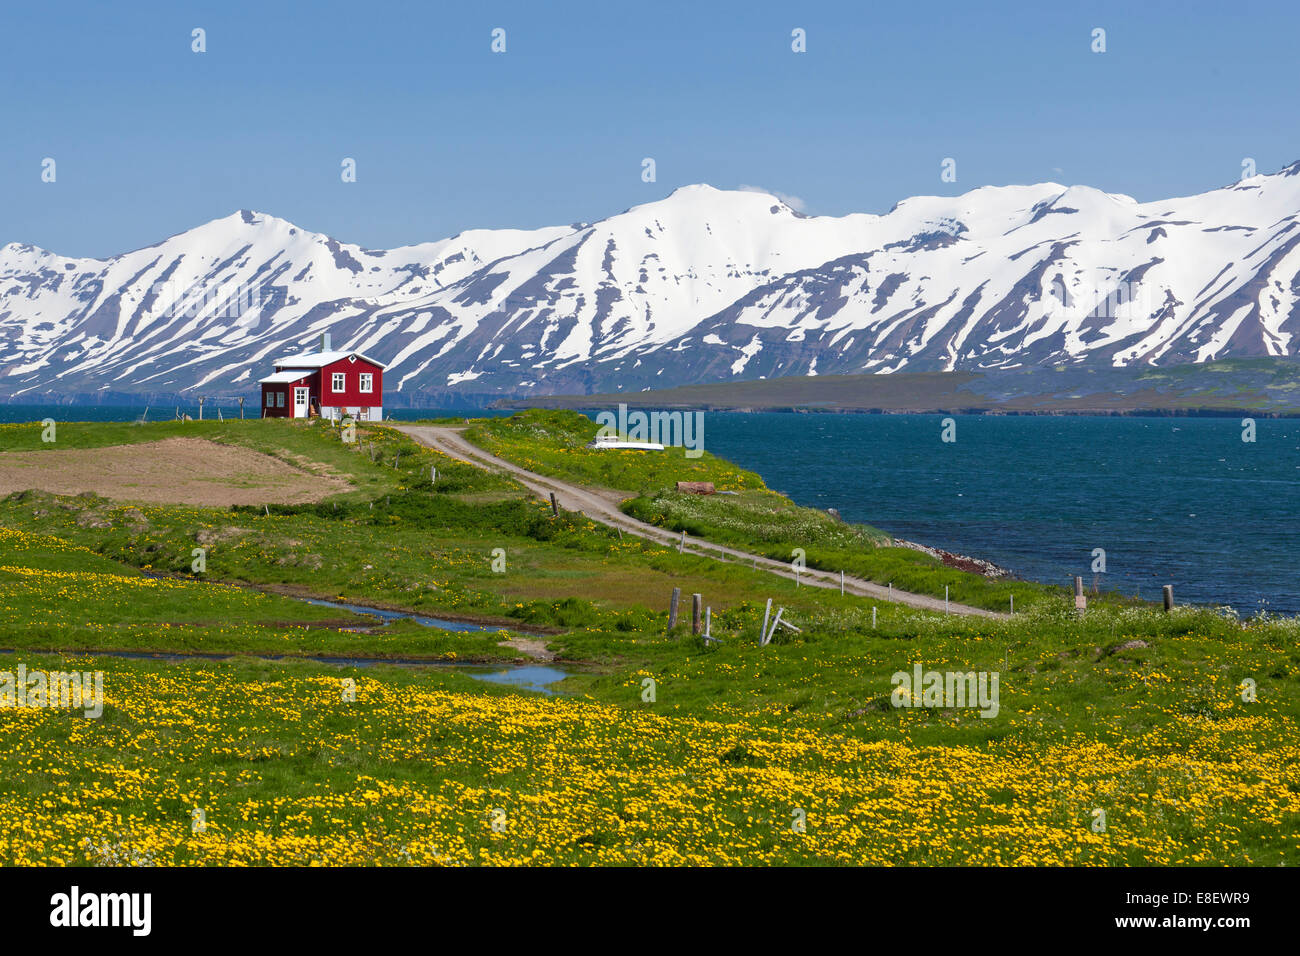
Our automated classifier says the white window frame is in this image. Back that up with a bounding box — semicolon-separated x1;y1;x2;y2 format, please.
359;372;373;394
276;392;285;407
332;372;346;392
265;392;274;407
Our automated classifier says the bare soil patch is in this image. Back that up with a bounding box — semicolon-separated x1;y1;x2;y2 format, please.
0;437;351;506
498;635;556;661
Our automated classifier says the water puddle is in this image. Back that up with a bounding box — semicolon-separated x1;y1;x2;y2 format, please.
461;665;572;694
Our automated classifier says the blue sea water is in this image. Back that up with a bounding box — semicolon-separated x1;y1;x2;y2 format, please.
699;413;1299;615
2;404;1296;613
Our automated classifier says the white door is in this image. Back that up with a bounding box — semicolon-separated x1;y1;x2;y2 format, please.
293;387;309;418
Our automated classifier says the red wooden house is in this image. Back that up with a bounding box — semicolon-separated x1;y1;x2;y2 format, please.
258;334;386;421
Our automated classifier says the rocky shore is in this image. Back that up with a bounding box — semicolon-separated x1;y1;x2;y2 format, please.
892;537;1011;579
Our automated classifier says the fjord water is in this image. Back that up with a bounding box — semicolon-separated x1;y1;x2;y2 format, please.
701;413;1299;615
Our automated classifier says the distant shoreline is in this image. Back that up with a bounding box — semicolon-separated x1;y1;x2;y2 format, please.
494;357;1300;418
496;401;1300;419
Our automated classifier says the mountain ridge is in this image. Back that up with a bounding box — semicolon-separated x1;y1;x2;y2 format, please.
4;163;1300;403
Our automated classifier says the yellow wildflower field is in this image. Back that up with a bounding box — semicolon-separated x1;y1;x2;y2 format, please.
1;659;1295;866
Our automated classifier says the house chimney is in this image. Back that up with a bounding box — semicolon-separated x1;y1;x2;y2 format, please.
320;331;331;352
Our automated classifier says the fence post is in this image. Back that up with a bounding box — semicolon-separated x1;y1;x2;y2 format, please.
872;606;877;629
549;492;558;517
692;593;702;635
761;598;772;645
764;608;785;646
667;588;681;632
840;570;844;596
1163;585;1174;612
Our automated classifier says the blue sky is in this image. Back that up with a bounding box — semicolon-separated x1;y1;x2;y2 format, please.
4;0;1298;257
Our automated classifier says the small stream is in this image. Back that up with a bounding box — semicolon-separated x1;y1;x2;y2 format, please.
117;575;576;694
300;596;501;633
2;646;574;694
296;598;573;692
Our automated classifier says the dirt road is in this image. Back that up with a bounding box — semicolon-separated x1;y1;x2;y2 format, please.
393;425;1004;620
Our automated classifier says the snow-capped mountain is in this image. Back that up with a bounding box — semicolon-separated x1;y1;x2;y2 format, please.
4;164;1300;403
